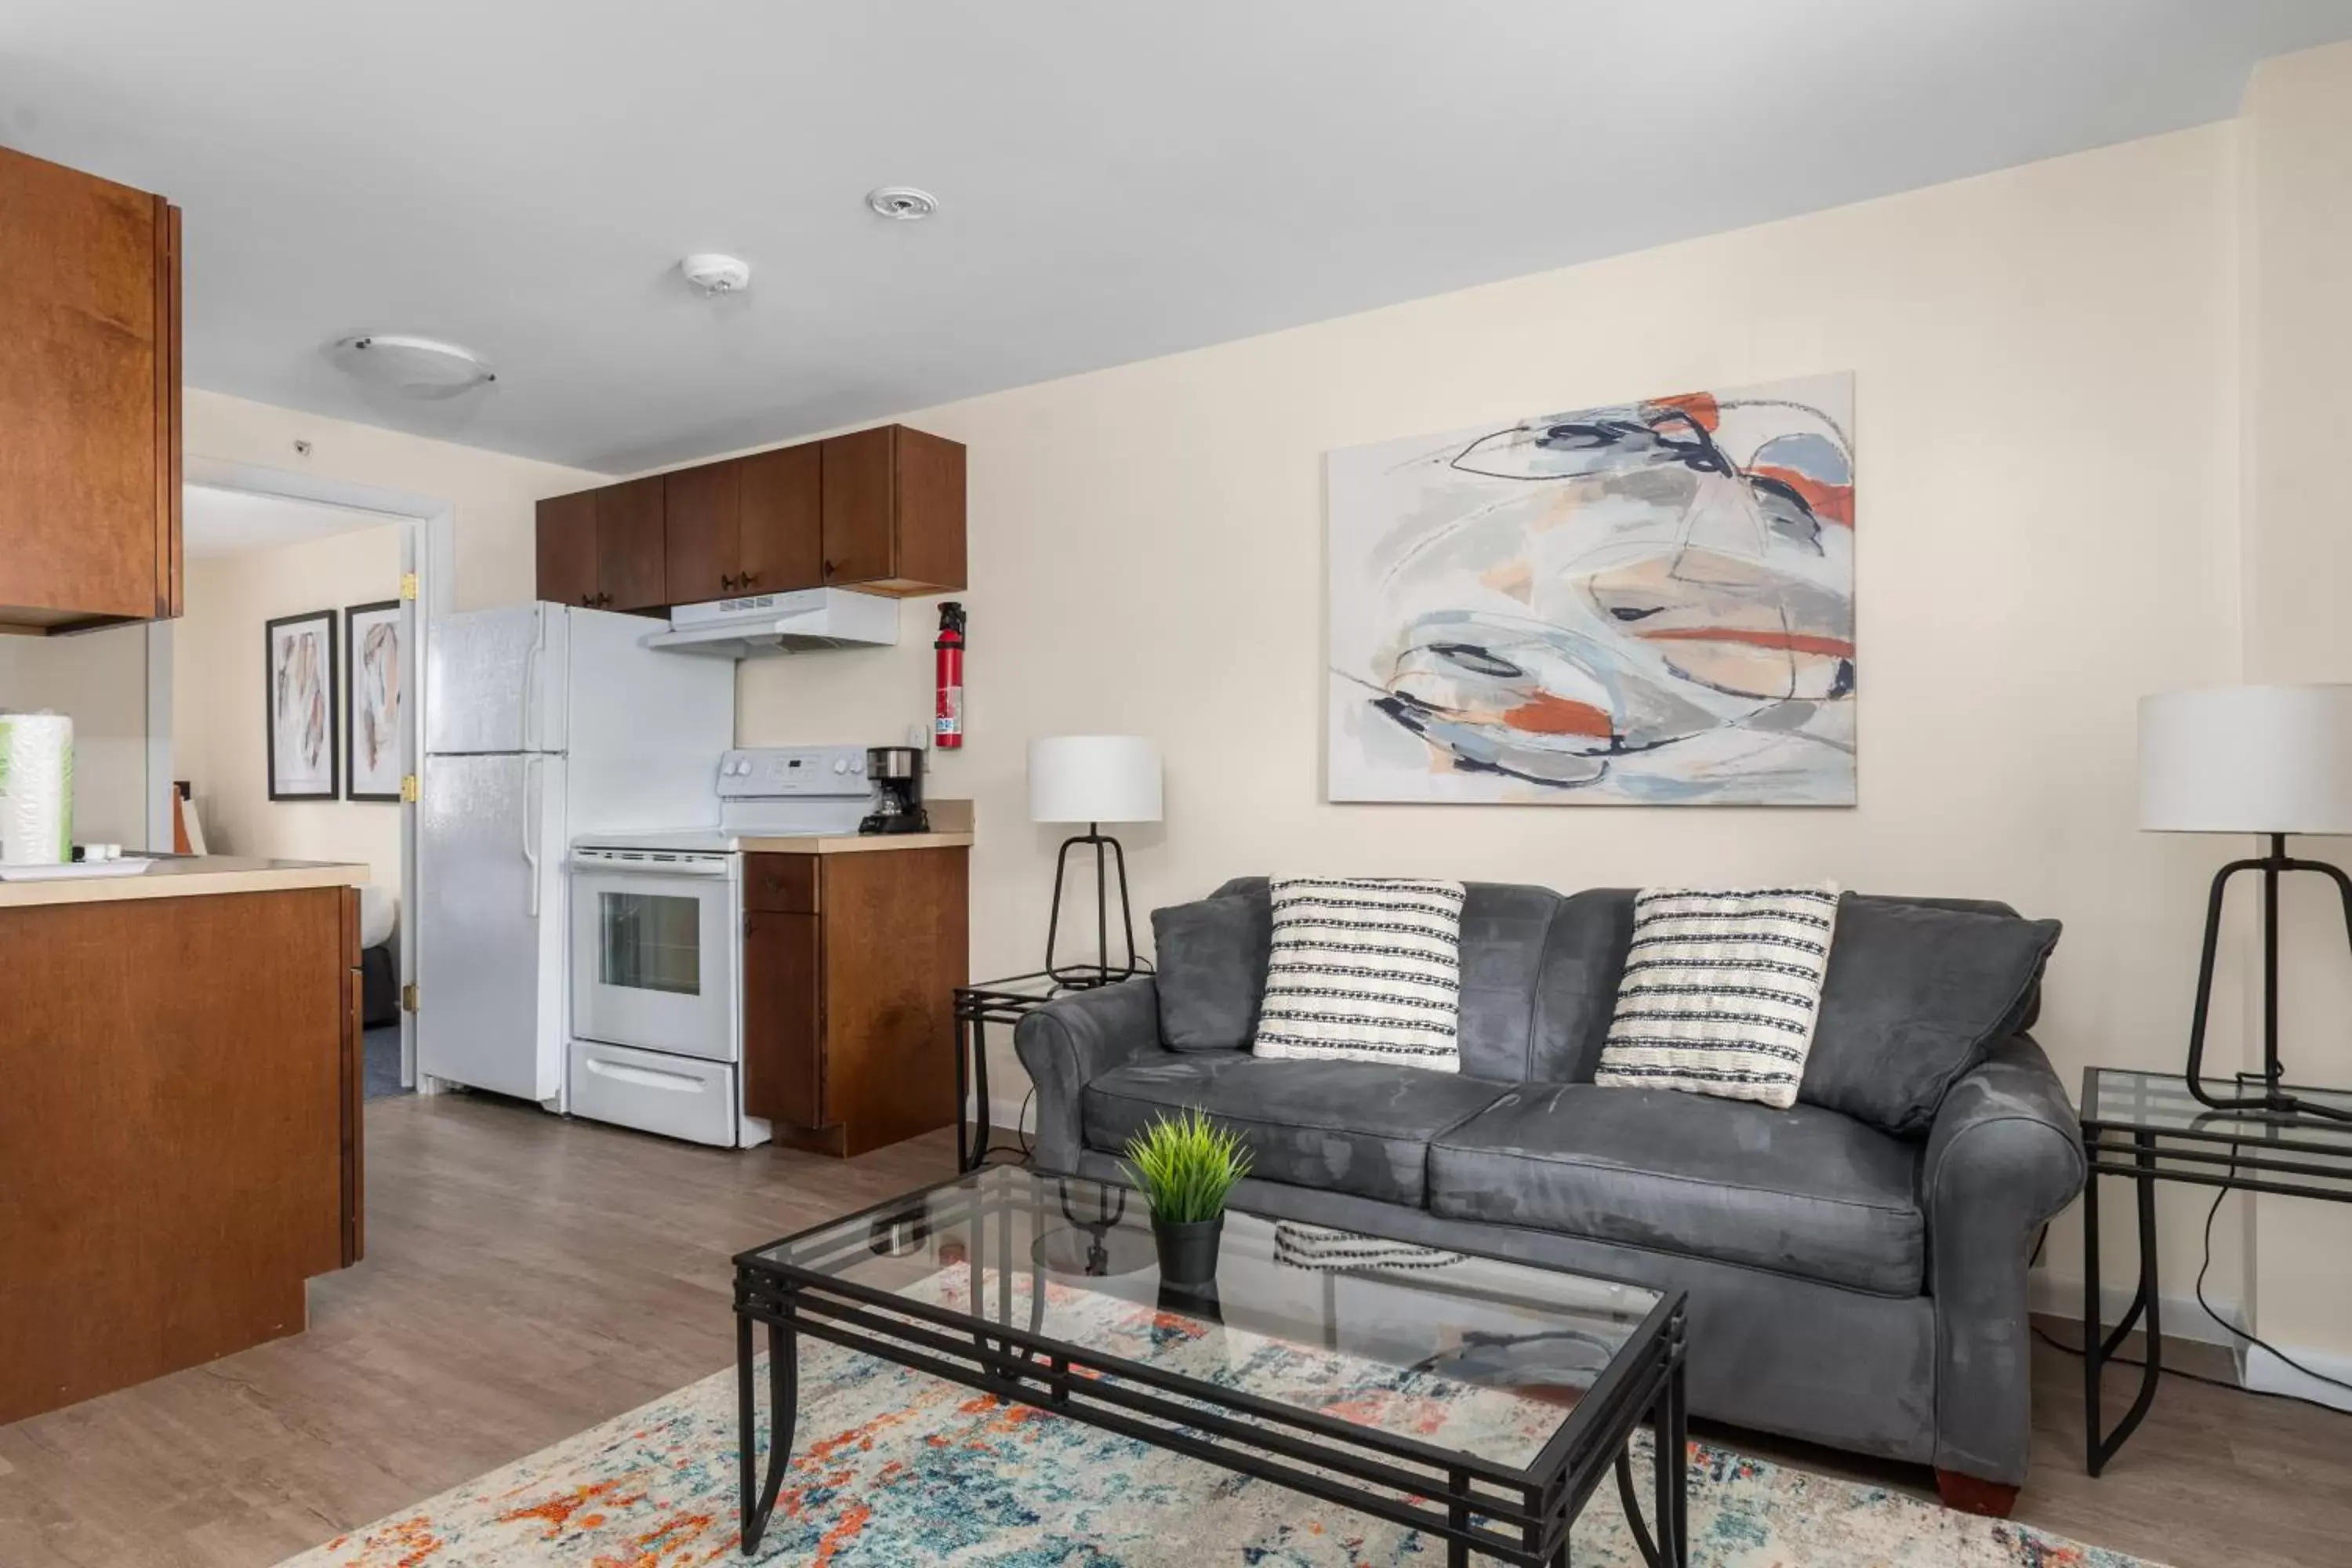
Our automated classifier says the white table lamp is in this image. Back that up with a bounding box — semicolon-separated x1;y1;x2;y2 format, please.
2138;684;2352;1121
1028;735;1163;984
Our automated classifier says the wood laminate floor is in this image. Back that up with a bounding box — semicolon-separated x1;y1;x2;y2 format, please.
1;1094;2344;1568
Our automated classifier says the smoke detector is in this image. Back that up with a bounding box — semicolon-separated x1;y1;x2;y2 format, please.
866;186;938;221
681;253;753;295
330;335;495;399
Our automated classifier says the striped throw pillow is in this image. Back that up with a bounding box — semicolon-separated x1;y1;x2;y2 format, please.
1595;886;1839;1108
1251;877;1465;1072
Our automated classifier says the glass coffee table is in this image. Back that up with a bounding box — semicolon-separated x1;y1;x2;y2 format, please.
733;1167;1687;1565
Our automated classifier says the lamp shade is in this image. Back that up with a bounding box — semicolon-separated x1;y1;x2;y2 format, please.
1028;735;1163;824
2138;684;2352;833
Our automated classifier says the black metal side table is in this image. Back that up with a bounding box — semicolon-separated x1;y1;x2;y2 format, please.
953;967;1138;1172
2078;1066;2352;1474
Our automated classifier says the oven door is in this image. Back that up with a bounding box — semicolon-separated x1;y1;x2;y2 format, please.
568;851;738;1062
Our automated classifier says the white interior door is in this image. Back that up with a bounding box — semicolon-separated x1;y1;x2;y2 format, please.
418;750;567;1101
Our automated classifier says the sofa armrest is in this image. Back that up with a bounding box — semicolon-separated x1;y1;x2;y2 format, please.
1013;977;1163;1173
1922;1033;2085;1486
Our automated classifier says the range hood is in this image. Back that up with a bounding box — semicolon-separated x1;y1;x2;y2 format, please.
641;588;900;658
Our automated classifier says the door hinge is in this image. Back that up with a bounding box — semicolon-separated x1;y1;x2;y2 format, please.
399;571;419;601
401;774;420;802
401;982;420;1012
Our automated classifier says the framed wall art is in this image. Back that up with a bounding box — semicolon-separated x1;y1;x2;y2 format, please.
266;608;339;801
344;600;405;801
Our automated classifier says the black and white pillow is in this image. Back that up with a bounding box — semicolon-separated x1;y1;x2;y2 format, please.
1595;886;1839;1109
1251;877;1465;1072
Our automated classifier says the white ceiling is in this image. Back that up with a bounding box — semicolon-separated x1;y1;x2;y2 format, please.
183;485;405;559
6;2;2347;474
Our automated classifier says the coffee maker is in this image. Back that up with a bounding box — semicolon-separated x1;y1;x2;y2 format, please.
858;746;928;834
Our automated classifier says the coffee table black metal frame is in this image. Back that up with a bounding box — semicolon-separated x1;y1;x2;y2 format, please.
734;1175;1688;1565
2079;1066;2352;1475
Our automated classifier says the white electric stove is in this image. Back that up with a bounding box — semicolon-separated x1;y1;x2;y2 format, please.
565;745;877;1146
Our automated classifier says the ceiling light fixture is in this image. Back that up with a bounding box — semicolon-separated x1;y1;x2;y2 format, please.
680;253;753;295
330;335;495;399
866;186;938;221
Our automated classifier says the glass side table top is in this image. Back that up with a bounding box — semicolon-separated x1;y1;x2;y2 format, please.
749;1166;1669;1475
957;969;1136;1005
2083;1068;2352;1138
2081;1068;2352;1197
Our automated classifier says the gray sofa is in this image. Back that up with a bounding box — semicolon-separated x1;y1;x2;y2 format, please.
1014;879;2084;1512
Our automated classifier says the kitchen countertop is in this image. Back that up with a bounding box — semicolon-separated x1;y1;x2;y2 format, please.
0;855;366;908
736;830;975;855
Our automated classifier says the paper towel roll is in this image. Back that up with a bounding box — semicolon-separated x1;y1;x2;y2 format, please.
0;712;74;866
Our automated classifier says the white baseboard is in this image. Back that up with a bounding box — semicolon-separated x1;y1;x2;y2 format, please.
2028;1269;2245;1348
2245;1343;2352;1414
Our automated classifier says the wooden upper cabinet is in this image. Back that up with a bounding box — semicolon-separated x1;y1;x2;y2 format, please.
821;425;966;596
593;476;667;611
535;490;600;608
663;459;740;604
0;144;181;631
738;442;824;594
532;422;961;612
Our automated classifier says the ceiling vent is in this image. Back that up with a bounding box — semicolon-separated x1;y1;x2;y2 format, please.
866;186;938;221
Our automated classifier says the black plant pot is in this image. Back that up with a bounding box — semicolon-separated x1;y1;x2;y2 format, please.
1152;1214;1224;1289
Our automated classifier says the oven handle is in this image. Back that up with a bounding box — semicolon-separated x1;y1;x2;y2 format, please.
523;754;542;918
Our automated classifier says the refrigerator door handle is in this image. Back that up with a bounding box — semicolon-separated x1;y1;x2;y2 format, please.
522;604;546;755
522;753;543;919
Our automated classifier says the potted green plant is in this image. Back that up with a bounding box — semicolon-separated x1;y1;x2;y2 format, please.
1121;1107;1251;1289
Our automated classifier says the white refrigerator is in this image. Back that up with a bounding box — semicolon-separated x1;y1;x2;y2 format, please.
418;603;734;1104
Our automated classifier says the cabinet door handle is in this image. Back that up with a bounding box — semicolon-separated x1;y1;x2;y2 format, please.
720;573;739;592
822;559;836;579
593;591;612;608
579;592;593;606
740;570;759;586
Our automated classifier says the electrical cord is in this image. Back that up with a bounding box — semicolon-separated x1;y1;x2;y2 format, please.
2189;1138;2352;1399
2039;1134;2352;1418
2028;1325;2347;1416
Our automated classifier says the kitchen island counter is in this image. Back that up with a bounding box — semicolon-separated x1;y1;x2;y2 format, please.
0;855;364;908
0;867;367;1422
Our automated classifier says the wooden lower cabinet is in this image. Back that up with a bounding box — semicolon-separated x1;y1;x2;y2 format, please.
0;886;362;1424
741;848;968;1157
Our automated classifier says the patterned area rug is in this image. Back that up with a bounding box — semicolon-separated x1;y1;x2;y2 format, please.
279;1272;2163;1567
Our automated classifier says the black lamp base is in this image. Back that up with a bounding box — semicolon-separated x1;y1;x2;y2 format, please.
1044;823;1142;985
2184;832;2352;1123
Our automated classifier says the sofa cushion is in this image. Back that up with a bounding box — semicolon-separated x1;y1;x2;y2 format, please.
1428;1083;1926;1295
1082;1053;1512;1207
1595;885;1839;1109
1802;898;2063;1136
1150;894;1271;1051
1253;877;1467;1070
1209;879;1637;1083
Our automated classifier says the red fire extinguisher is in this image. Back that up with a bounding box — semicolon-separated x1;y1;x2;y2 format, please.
934;602;965;750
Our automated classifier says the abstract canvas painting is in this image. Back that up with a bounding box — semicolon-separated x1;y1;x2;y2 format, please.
345;600;404;800
266;608;339;800
1327;373;1854;805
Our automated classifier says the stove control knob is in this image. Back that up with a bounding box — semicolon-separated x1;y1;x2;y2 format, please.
832;758;848;775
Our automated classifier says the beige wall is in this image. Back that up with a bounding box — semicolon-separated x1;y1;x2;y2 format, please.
731;124;2256;1319
2236;40;2352;1371
0;623;158;849
186;389;603;611
173;523;406;894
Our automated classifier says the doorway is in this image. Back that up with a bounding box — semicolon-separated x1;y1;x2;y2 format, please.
163;457;452;1093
